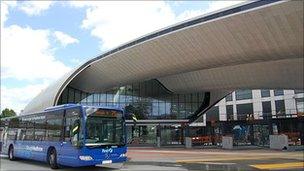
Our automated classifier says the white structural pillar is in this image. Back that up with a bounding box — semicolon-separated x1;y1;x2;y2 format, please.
185;137;192;149
252;90;263;119
184;126;192;148
284;90;297;116
222;136;233;149
269;134;288;150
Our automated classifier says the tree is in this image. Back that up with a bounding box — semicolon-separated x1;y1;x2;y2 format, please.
0;108;16;118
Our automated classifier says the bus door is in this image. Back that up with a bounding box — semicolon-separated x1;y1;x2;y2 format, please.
59;108;81;165
2;126;8;152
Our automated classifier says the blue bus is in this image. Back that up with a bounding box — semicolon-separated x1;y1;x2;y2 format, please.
0;104;127;169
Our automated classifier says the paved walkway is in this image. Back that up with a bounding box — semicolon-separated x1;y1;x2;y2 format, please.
127;147;304;170
1;147;303;170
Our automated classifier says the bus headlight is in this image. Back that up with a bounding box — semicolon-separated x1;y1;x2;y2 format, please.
79;155;93;161
120;153;126;157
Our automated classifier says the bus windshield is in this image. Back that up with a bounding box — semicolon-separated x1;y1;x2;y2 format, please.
85;108;124;147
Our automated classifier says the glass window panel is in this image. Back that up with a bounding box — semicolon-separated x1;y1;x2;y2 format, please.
106;92;114;103
34;119;46;141
100;93;107;102
274;90;284;96
198;93;205;102
75;90;81;103
61;88;68;104
165;102;171;115
46;118;62;141
152;101;159;116
100;102;107;107
191;93;198;103
295;89;304;94
226;105;233;121
81;92;87;103
125;95;133;103
226;93;233;102
170;103;178;119
262;101;272;118
172;94;179;103
192;103;199;113
119;94;126;103
108;102;115;107
296;98;304;114
86;94;93;103
261;89;270;97
206;106;219;121
179;94;186;103
113;93;120;103
93;93;99;103
236;103;253;120
178;103;186;119
275;100;285;114
68;88;75;103
185;103;193;118
158;102;166;117
64;108;80;142
125;85;133;96
185;94;192;103
133;83;140;96
235;90;252;100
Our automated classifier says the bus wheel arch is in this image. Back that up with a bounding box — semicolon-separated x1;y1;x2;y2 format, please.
47;146;59;169
8;144;15;161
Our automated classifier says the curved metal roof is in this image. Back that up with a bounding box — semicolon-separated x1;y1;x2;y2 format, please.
23;0;303;114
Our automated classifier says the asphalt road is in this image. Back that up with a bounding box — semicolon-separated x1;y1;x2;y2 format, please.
1;148;303;171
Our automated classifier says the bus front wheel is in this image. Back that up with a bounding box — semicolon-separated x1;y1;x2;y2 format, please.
8;145;15;161
48;148;59;169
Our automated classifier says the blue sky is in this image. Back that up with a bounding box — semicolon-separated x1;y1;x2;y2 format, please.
1;1;244;113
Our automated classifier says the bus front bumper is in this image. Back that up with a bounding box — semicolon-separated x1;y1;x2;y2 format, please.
76;156;127;167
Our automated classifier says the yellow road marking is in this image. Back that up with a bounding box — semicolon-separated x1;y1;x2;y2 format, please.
250;162;304;170
176;156;278;163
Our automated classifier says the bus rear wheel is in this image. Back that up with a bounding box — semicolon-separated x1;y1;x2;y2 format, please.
48;149;59;169
8;146;15;161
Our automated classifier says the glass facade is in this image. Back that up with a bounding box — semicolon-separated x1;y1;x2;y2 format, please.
206;106;219;121
58;79;206;120
274;89;284;96
275;100;285;115
296;98;304;114
226;105;234;121
235;90;252;100
236;103;253;120
262;101;272;119
261;89;270;97
295;89;304;94
225;93;233;102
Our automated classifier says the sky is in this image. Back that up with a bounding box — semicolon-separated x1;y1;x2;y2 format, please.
1;1;244;114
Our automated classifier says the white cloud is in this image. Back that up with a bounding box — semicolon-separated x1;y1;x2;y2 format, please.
18;1;53;16
73;1;176;50
207;1;246;13
0;0;246;113
1;3;71;112
1;25;71;81
1;24;71;112
1;82;50;114
70;58;83;66
177;1;245;21
1;1;17;27
72;1;245;51
53;31;79;47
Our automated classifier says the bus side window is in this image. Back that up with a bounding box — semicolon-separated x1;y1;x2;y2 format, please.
34;117;46;141
46;110;63;142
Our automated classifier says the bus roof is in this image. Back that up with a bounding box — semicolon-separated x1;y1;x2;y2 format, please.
1;104;123;121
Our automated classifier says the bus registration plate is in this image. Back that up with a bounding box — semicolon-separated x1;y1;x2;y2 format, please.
102;160;112;164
